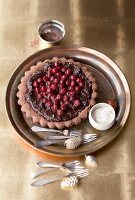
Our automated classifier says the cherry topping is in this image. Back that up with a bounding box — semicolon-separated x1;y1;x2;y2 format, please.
70;96;75;102
62;66;67;73
75;86;80;92
46;81;51;86
43;76;48;82
37;93;43;100
79;82;85;88
63;95;69;101
70;74;77;81
54;99;60;105
40;86;47;92
66;79;71;86
52;104;58;112
57;109;64;116
50;76;55;81
34;87;40;93
51;83;58;90
56;94;63;100
52;68;59;74
37;77;43;83
70;80;76;87
65;69;72;76
54;78;60;84
46;88;53;94
76;77;83;84
61;104;67;111
46;100;52;107
65;100;70;106
74;99;81;107
56;72;62;78
60;88;67;95
33;81;38;87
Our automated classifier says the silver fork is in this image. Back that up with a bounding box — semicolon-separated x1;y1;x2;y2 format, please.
31;168;89;187
31;161;80;179
35;134;97;147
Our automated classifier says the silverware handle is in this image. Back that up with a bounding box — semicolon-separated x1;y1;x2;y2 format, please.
35;139;65;147
31;168;54;179
31;126;62;133
31;174;67;187
37;161;61;168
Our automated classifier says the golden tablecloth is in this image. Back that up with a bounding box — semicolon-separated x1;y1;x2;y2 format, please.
0;0;135;199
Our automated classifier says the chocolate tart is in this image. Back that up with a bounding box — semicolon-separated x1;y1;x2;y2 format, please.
17;57;97;129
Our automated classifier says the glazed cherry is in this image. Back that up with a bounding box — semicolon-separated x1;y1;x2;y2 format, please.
37;77;43;83
43;76;48;82
57;109;64;116
33;81;38;87
34;87;40;93
56;94;63;100
66;79;71;86
51;83;58;90
70;74;77;81
50;94;56;101
50;76;55;81
52;105;58;112
70;80;76;87
70;96;75;102
63;95;69;101
46;81;51;86
75;86;80;92
79;82;84;88
56;72;62;78
74;99;81;107
54;99;60;105
37;93;43;100
62;66;67;73
54;78;59;84
46;100;52;107
60;88;67;95
68;86;75;92
61;104;67;111
65;69;72;76
40;86;47;92
69;91;75;96
76;77;83;84
46;88;53;94
65;100;70;106
52;68;58;74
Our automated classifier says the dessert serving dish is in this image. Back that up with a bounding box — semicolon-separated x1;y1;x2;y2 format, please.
6;45;131;157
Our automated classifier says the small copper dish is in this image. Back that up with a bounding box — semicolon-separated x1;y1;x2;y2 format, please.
38;20;65;44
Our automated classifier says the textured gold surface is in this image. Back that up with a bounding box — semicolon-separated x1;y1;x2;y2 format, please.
0;0;135;200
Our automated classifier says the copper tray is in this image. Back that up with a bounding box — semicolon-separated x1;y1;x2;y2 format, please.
6;45;131;157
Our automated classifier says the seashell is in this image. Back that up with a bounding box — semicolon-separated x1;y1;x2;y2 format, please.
64;136;82;150
85;155;97;168
61;176;79;190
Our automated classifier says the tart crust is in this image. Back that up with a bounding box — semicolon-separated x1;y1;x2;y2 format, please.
17;57;98;129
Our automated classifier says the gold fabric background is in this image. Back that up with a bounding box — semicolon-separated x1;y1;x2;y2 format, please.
0;0;135;199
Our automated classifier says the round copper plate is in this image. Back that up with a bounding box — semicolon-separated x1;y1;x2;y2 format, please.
6;45;131;157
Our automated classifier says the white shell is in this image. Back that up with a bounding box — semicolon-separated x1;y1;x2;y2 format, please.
85;155;97;168
61;176;79;190
64;136;82;150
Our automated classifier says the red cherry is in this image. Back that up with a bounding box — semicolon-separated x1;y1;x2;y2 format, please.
69;91;75;96
37;93;43;100
51;83;58;90
46;88;53;94
63;95;69;101
57;109;64;116
43;75;48;82
54;99;60;105
79;82;85;88
60;88;67;95
52;104;58;112
54;62;58;67
70;81;76;87
74;99;81;107
37;77;43;83
33;81;38;87
66;79;71;86
76;77;83;84
68;86;75;92
42;99;47;103
61;75;67;80
46;81;51;87
50;94;56;101
70;74;77;81
65;100;70;106
50;76;55;81
54;78;59;84
60;79;66;84
61;104;67;111
56;72;62;78
62;66;67;73
70;96;75;102
65;69;72;76
40;86;47;92
75;86;80;92
46;100;52;107
47;68;53;76
34;87;40;93
56;94;63;100
52;68;59;74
